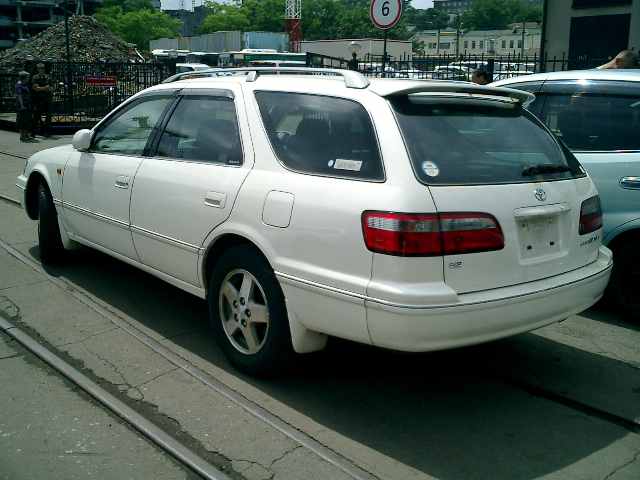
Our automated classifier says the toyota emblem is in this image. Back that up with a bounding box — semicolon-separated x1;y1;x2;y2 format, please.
534;187;547;202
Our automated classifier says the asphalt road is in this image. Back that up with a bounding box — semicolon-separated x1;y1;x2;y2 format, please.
0;132;639;479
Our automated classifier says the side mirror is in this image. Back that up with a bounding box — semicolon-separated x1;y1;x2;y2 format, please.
72;129;93;152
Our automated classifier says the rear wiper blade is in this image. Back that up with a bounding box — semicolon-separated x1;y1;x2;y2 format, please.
522;164;571;177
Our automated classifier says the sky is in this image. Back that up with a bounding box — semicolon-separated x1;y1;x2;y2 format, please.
161;0;435;11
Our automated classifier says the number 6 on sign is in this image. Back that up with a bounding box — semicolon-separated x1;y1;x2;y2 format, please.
370;0;403;30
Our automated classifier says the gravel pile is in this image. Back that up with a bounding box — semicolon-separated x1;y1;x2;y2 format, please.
0;16;138;71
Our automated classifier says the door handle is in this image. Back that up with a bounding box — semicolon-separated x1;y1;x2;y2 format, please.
115;175;130;189
620;177;640;190
204;191;226;208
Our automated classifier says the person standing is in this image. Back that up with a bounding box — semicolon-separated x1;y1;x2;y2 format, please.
16;71;36;143
471;69;491;85
31;63;52;137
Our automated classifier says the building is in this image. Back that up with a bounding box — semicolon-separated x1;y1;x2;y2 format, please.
0;0;103;49
434;0;542;15
542;0;639;66
162;4;209;37
413;23;541;56
433;0;473;15
300;39;413;61
160;0;205;11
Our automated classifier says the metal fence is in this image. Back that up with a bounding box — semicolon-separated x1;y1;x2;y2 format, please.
0;53;609;129
308;52;608;81
0;62;173;128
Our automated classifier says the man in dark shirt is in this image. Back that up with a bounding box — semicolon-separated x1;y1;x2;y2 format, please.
16;71;36;143
32;63;52;137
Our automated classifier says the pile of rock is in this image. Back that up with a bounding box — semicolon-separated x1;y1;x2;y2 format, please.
0;16;140;71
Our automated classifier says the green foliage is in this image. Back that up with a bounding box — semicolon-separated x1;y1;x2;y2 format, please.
199;2;250;32
95;4;182;50
405;5;449;30
460;0;543;30
200;0;412;40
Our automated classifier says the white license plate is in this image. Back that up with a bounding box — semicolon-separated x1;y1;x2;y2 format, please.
518;215;561;259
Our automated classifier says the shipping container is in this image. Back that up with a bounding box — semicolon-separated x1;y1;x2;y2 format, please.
243;32;290;52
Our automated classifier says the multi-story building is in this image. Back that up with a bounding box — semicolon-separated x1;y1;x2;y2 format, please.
433;0;473;15
434;0;543;15
0;0;103;49
413;23;541;57
542;0;639;66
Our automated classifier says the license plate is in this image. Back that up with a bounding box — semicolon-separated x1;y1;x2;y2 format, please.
518;215;561;259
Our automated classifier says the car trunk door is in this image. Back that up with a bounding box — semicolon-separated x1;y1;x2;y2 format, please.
428;177;600;293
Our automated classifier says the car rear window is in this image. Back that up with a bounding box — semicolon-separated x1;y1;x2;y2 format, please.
391;96;584;186
255;91;384;181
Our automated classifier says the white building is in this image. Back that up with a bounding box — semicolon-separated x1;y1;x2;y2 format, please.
413;23;541;57
300;39;413;61
160;0;205;11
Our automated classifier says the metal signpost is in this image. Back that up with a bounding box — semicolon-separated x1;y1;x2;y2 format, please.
370;0;403;78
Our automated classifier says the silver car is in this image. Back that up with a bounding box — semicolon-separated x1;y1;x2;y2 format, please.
494;69;640;313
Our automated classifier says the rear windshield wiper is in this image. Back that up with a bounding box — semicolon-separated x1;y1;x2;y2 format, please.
522;164;571;177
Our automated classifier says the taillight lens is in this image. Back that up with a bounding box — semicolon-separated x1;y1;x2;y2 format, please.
362;211;504;257
579;195;602;235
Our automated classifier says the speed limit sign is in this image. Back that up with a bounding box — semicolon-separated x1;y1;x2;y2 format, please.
370;0;403;30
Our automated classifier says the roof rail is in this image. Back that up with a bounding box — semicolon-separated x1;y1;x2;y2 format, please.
162;67;370;89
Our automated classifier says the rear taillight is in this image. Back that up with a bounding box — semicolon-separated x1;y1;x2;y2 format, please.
579;195;603;235
362;211;504;257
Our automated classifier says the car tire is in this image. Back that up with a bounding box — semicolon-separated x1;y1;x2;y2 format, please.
37;182;64;265
208;246;293;376
606;241;640;318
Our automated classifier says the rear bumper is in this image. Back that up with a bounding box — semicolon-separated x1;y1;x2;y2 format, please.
366;246;613;352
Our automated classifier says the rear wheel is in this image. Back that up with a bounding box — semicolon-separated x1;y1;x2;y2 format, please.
208;246;293;376
606;241;640;318
37;183;64;264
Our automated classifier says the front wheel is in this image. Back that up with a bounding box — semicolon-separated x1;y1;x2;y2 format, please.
37;183;64;264
208;246;293;376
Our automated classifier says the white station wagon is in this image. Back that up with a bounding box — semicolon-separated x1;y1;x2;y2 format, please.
16;68;613;375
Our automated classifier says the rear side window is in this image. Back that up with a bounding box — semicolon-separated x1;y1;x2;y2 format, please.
255;92;383;181
539;93;640;151
156;95;242;165
392;97;584;186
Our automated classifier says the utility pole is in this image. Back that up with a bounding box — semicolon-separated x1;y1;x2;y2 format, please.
455;14;461;57
62;0;73;115
521;19;526;58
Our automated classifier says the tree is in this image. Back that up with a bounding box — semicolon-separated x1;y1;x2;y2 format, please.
200;2;250;33
461;0;542;30
95;5;182;50
406;7;450;31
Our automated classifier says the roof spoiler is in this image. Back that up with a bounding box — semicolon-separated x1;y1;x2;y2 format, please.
163;67;370;89
370;82;536;107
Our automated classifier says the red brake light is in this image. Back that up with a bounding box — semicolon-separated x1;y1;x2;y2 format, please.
440;213;504;255
579;195;602;235
362;212;441;256
362;211;504;257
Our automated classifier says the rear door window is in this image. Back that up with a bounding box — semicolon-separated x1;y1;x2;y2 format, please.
392;96;584;186
156;94;243;165
537;81;640;151
255;92;384;181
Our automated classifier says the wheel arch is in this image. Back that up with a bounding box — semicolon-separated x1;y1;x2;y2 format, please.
202;232;271;294
25;170;48;220
200;229;328;354
605;224;640;253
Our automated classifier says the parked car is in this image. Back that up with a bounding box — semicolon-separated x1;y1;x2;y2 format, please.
493;69;640;313
16;68;612;375
431;65;471;81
